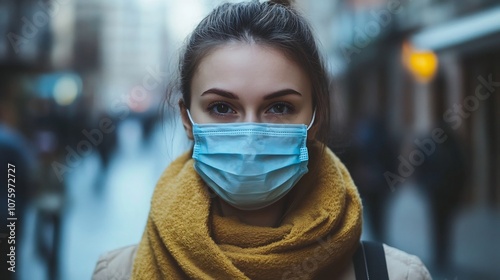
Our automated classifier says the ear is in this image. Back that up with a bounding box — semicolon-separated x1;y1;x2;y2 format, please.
179;99;193;140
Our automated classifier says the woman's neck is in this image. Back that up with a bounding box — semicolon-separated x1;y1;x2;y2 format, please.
217;197;287;227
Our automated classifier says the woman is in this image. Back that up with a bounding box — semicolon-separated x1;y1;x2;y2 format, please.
93;1;431;279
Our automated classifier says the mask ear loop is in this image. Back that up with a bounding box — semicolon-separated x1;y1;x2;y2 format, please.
306;108;316;130
186;109;196;125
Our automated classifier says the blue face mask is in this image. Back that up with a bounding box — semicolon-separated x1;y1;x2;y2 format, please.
187;110;315;210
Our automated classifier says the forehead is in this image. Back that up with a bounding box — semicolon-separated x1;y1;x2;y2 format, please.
191;43;311;98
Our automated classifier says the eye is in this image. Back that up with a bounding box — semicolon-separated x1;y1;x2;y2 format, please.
267;102;294;114
208;102;236;116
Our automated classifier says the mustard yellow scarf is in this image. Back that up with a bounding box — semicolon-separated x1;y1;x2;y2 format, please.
132;142;362;279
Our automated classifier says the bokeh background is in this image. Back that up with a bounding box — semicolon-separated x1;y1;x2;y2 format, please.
1;0;499;279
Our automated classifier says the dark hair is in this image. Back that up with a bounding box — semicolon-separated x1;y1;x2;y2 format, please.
167;0;331;144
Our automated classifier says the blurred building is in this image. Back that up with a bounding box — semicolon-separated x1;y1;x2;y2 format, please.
300;0;500;278
320;0;500;206
0;0;170;279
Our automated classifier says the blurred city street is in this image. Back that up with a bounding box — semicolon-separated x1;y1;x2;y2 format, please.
17;118;190;280
13;118;500;280
1;0;500;280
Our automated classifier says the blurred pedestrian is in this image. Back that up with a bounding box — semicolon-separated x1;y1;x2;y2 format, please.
346;115;397;242
0;76;35;280
415;121;467;269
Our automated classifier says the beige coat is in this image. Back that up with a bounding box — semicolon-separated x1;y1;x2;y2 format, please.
92;243;432;280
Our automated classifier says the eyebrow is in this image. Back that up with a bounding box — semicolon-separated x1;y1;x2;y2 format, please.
201;88;239;99
200;88;302;100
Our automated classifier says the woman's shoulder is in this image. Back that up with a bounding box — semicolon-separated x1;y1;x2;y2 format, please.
90;243;431;280
383;243;432;280
92;244;138;280
336;243;431;280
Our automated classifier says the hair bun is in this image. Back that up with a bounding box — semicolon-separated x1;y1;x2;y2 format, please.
269;0;292;7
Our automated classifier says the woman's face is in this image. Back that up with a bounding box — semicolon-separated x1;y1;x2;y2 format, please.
181;43;315;139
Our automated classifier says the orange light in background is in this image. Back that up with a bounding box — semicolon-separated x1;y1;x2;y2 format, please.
402;41;439;83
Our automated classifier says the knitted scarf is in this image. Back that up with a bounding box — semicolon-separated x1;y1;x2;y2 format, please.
132;142;362;279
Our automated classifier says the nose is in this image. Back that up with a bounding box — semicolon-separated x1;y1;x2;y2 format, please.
242;112;260;123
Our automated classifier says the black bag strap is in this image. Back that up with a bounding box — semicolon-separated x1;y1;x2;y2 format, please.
353;241;389;280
